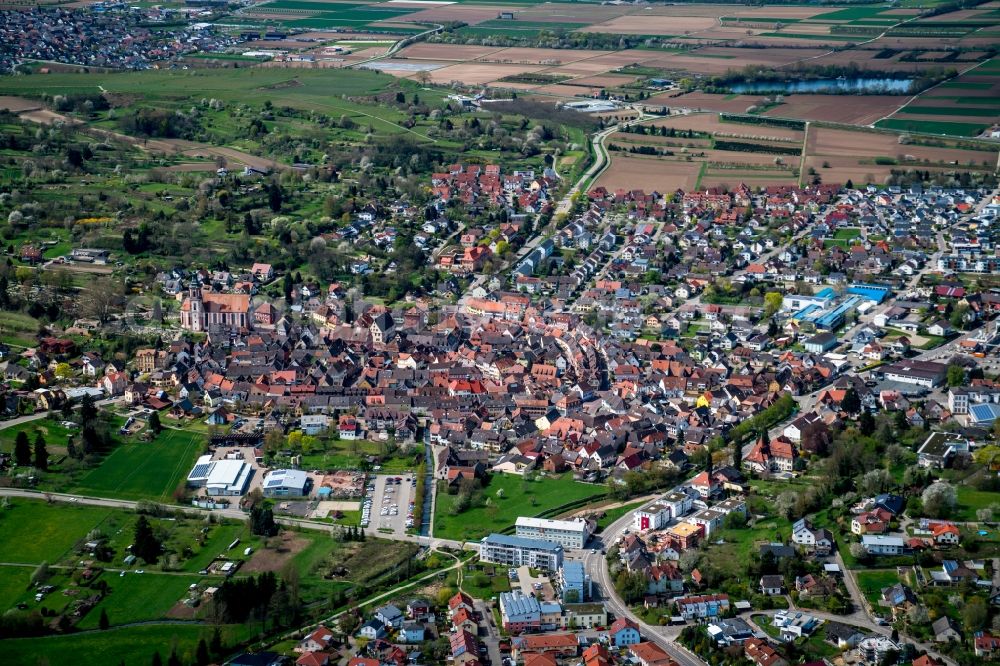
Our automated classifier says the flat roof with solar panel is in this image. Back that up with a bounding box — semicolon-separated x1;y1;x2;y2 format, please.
187;455;214;485
186;454;253;496
969;402;1000;425
262;469;309;496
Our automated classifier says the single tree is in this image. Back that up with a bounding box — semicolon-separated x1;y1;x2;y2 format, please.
209;627;223;656
148;411;162;434
33;432;48;471
921;482;957;519
99;608;109;630
946;364;965;388
249;505;278;537
151;652;163;666
195;639;210;666
133;515;161;564
267;182;283;213
81;276;121;325
841;387;861;415
763;291;783;318
80;393;98;424
13;431;31;466
858;410;876;436
963;597;988;631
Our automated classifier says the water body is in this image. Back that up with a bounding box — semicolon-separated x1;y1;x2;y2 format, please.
729;77;914;94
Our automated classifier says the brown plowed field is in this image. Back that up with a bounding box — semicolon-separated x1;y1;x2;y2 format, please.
0;96;41;112
808;127;998;165
701;172;797;188
569;74;639;87
650;112;806;141
399;43;506;60
763;95;904;125
394;5;499;23
475;47;603;65
581;15;718;34
533;83;597;97
420;63;546;84
596;156;699;191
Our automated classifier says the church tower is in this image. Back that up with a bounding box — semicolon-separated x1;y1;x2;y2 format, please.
188;280;204;332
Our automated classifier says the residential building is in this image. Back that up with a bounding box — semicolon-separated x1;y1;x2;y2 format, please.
744;435;799;474
512;633;579;660
374;604;404;629
609;618;641;647
665;521;702;550
563;602;607;629
791;518;834;555
917;432;963;469
745;637;788;666
499;591;541;633
975;631;1000;657
358;618;386;640
932;616;961;643
674;594;730;620
515;516;591;549
685;508;726;538
634;500;672;532
825;621;864;648
450;629;479;665
296;626;335;653
480;534;564;571
862;535;906;556
707;618;754;646
559;561;591;602
759;575;784;596
629;641;677;666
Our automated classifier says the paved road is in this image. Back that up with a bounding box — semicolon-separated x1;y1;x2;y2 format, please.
555;110;653;215
474;598;504;666
0;398;117;430
581;492;956;666
581;513;707;666
0;488;475;553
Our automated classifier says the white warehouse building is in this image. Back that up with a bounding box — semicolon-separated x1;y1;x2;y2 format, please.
186;455;253;496
515;516;591;549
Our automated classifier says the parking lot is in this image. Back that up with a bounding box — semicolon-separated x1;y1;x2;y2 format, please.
514;565;556;601
361;474;416;536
